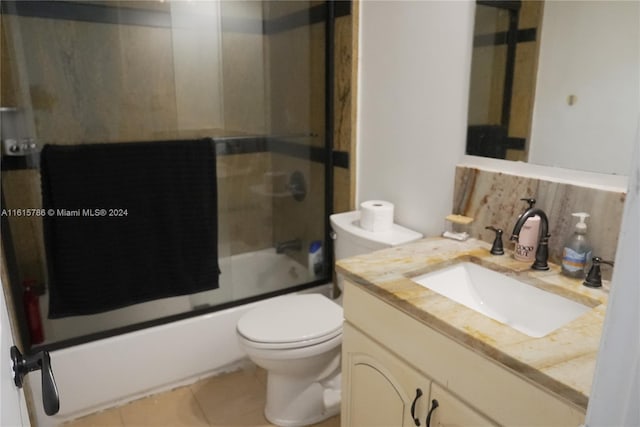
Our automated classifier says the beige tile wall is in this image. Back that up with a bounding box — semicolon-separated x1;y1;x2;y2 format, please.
1;3;356;289
334;13;354;212
1;17;18;106
0;9;273;287
268;1;325;264
271;153;326;267
267;4;355;272
220;14;268;135
218;153;274;255
1;170;47;285
15;16;178;144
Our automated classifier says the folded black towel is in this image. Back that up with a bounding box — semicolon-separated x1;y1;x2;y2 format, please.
41;139;219;318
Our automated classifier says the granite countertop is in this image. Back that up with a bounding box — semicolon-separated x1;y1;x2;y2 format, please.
336;237;609;410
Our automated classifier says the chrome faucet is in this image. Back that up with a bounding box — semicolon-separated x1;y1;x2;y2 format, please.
275;238;302;254
510;207;550;270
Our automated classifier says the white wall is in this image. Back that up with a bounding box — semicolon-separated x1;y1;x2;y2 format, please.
462;126;639;427
528;1;640;176
356;0;475;237
585;125;640;427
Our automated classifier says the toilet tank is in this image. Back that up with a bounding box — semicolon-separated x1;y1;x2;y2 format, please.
330;211;423;261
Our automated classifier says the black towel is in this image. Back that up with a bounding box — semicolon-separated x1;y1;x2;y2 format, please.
40;139;219;318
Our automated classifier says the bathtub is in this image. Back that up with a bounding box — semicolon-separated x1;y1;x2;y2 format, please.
30;249;331;427
41;248;312;344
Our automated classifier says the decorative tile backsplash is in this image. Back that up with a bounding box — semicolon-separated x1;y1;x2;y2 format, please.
453;166;626;278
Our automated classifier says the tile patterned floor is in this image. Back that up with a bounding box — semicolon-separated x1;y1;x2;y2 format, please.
64;367;340;427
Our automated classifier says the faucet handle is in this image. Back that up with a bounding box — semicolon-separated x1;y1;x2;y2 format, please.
485;226;504;255
583;257;614;288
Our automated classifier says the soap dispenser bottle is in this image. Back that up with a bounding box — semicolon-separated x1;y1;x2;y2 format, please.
514;198;540;262
561;212;592;278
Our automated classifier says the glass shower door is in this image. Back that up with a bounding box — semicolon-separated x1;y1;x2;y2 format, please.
0;0;330;352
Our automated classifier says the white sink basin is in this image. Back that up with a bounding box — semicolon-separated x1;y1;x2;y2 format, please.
412;262;590;338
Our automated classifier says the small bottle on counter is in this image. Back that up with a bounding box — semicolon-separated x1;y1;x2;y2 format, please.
561;213;592;278
308;240;323;279
514;199;540;262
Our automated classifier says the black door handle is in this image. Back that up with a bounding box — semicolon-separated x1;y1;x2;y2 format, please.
426;398;439;427
11;346;60;415
410;388;423;426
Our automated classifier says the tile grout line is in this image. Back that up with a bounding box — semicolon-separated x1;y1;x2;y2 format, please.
118;406;127;427
188;381;213;427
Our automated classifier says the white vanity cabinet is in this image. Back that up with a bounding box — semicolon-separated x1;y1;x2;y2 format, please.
428;383;496;427
343;322;431;426
343;322;496;427
341;281;586;427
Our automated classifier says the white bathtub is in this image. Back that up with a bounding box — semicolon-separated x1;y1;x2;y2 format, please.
41;248;312;344
29;249;330;427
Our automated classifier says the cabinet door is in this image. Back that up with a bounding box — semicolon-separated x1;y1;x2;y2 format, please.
343;323;430;427
428;383;498;427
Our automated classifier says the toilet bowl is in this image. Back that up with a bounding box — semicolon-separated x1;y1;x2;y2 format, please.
236;209;423;426
237;294;343;427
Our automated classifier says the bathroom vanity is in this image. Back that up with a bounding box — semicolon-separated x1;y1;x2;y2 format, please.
337;238;608;426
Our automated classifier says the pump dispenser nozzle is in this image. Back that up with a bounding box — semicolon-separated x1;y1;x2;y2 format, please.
571;212;590;232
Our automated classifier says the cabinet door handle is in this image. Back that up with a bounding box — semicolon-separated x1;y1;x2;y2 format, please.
410;388;423;426
426;399;439;427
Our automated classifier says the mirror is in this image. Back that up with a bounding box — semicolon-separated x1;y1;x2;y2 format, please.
466;0;639;176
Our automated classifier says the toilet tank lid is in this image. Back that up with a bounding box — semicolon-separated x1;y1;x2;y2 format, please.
330;211;423;246
237;294;343;344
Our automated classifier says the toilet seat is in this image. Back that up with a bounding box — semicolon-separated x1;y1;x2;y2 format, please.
237;294;343;350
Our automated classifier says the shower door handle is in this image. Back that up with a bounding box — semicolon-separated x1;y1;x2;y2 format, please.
11;346;60;415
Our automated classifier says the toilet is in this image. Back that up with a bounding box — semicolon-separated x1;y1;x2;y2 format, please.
236;210;423;427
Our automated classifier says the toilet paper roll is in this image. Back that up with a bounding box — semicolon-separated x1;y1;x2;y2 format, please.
360;200;394;232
